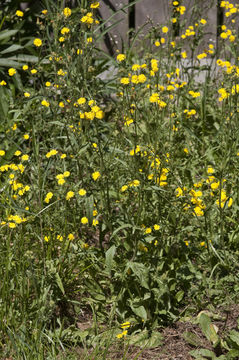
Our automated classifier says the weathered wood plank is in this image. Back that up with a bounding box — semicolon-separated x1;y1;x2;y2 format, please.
99;0;129;52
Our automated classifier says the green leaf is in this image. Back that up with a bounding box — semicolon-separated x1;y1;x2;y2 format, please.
183;331;204;347
175;290;184;302
105;245;116;275
129;330;163;348
128;262;149;289
199;313;219;346
55;273;65;295
0;44;23;54
129;303;147;320
110;223;133;239
85;194;94;226
228;330;239;348
190;348;217;359
0;58;21;68
0;29;18;41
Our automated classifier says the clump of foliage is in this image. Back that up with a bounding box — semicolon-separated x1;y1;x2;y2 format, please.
1;0;239;358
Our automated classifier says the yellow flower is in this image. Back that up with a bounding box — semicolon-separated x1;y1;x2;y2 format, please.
121;321;130;329
8;68;16;76
200;18;207;25
117;54;126;62
22;65;28;70
92;171;101;181
61;153;66;159
31;69;37;74
0;80;6;86
63;7;71;17
59;37;65;42
68;233;75;240
8;222;16;228
81;216;88;225
14;150;21;156
41;99;50;107
57;235;63;241
24;92;30;97
44;192;53;203
144;227;152;234
92;219;99;226
120;77;130;85
162;26;168;33
21;154;29;161
90;2;100;8
116;330;128;339
181;51;187;59
44;236;49;242
154;224;160;230
16;10;24;17
58;178;65;185
121;185;128;192
33;38;42;47
78;188;86;196
46;149;58;158
61;27;70;34
42;9;48;15
66;191;74;200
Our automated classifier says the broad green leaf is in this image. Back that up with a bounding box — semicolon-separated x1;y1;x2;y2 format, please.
129;330;163;348
175;290;184;302
129;303;147;320
190;348;217;359
105;245;116;275
199;313;219;346
0;29;18;41
128;262;149;289
183;331;204;347
0;44;23;55
0;58;21;68
228;330;239;348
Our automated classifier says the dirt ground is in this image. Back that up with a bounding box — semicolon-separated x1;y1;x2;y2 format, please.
106;304;239;360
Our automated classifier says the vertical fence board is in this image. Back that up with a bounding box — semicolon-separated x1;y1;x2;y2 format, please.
135;0;169;31
99;0;129;52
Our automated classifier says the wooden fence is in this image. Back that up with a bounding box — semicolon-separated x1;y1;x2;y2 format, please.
98;0;239;53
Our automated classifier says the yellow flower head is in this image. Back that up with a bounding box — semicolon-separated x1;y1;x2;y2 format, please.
63;7;71;17
16;10;24;17
92;171;101;181
81;216;88;225
33;38;42;47
8;68;16;76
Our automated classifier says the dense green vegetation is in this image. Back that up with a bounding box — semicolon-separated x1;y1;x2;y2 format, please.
1;0;239;358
